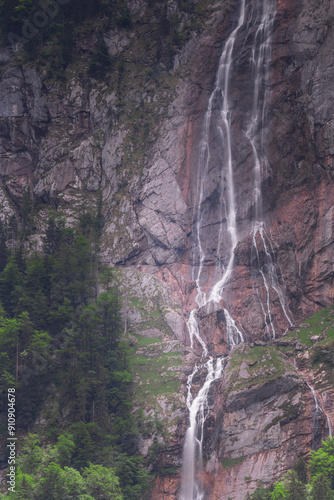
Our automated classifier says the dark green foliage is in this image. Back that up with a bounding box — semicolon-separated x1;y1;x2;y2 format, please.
63;0;101;25
0;221;8;273
0;430;149;499
147;440;165;472
83;463;123;499
0;433;126;499
112;0;132;28
43;215;63;255
312;340;334;367
310;437;334;489
115;454;151;500
292;457;308;484
311;474;334;500
0;0;134;82
0;214;151;498
0;259;22;316
60;21;73;66
247;489;271;500
70;422;103;469
20;187;34;239
88;34;113;80
285;470;308;500
0;0;99;48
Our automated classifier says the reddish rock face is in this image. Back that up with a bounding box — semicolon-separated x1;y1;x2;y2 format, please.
173;0;334;345
201;347;328;499
148;0;334;497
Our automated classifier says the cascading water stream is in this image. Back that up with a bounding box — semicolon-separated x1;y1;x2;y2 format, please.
181;3;247;498
327;415;333;438
244;0;294;336
180;359;223;500
292;359;332;443
180;1;287;498
252;222;293;338
246;0;276;220
306;381;333;442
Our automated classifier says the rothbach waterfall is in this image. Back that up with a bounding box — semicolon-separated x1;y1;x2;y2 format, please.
180;1;286;498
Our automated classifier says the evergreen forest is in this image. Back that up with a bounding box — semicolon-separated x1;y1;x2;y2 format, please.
0;212;150;499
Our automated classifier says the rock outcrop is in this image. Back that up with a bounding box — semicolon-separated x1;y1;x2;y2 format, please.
201;344;327;499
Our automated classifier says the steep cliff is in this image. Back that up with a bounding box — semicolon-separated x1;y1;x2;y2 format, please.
1;0;334;498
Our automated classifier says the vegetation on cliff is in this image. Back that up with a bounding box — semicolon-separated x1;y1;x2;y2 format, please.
248;437;334;499
0;0;215;79
0;212;151;498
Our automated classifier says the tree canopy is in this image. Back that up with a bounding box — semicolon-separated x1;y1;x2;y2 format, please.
0;214;150;499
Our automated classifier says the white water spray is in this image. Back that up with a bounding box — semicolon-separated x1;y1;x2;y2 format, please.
327;415;333;438
246;0;276;220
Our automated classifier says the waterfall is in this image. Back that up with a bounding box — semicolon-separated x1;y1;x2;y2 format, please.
245;0;276;220
180;359;223;500
327;415;333;438
251;222;293;339
180;1;281;498
245;0;293;337
306;381;333;446
293;358;332;443
308;382;332;439
307;381;325;447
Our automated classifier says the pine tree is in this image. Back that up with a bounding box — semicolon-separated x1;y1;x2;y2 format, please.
311;473;333;500
292;457;308;484
310;437;334;489
285;470;308;500
83;463;124;500
0;220;8;272
88;34;113;79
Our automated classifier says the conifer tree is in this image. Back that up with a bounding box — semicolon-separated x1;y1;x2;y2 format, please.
285;470;307;500
311;473;333;500
292;457;308;484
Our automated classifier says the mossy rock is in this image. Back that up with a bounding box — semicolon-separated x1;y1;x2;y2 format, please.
225;344;295;394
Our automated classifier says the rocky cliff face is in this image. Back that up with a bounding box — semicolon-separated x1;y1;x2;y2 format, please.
1;0;334;498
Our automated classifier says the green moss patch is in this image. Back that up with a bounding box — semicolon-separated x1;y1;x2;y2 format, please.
294;305;334;347
129;348;183;408
160;467;178;476
221;456;246;469
281;305;334;390
226;345;292;393
264;415;282;433
131;334;162;348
